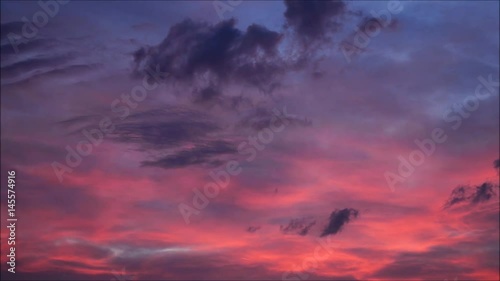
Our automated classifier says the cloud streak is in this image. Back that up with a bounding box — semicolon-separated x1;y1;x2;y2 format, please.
444;182;499;209
280;217;317;236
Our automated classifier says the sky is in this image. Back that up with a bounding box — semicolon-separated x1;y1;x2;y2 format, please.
0;0;499;280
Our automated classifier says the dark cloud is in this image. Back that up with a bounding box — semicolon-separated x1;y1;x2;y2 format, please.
280;217;316;236
470;182;498;204
494;159;500;170
131;1;366;102
133;19;284;94
107;109;240;169
444;185;469;208
111;119;219;150
61;107;242;169
241;24;283;55
238;106;312;131
247;226;261;233
141;140;237;169
443;182;499;209
63;107;219;150
320;208;359;237
191;86;255;111
284;0;346;44
61;102;311;170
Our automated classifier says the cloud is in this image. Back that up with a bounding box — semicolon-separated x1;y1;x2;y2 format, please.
444;186;469;208
133;19;284;94
1;1;499;280
0;35;102;86
284;0;347;45
60;107;220;151
60;102;311;170
132;2;365;97
280;217;316;236
247;226;261;233
141;140;237;169
320;208;359;237
443;182;499;209
494;159;499;170
111;118;219;150
1;56;70;79
238;105;312;131
470;182;498;204
60;106;242;169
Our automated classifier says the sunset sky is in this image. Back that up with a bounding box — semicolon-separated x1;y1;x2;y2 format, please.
1;0;499;280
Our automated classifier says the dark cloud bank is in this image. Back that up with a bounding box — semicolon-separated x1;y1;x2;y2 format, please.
280;208;360;237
